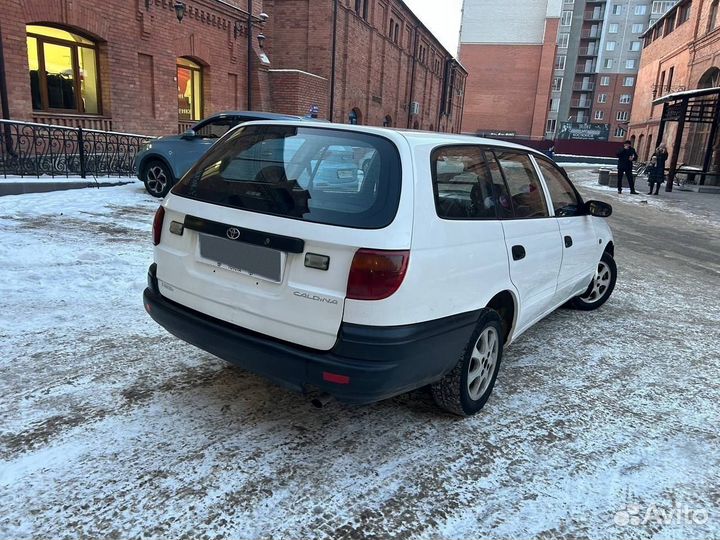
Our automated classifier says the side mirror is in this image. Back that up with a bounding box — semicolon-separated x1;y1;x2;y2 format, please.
181;129;196;139
585;200;612;218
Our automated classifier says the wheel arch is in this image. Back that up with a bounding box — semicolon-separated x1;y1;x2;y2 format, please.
139;154;177;182
604;241;615;258
486;289;518;345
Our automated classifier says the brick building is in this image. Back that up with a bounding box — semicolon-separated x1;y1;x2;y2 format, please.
458;0;561;138
0;0;466;136
628;0;720;167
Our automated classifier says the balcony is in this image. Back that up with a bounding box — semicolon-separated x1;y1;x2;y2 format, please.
581;28;602;39
576;63;597;74
584;10;605;20
571;99;592;108
573;82;595;91
578;47;598;56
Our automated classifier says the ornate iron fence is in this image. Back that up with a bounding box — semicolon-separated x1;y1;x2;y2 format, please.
0;119;154;179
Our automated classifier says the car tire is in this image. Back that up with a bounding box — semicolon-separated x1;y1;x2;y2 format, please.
431;309;504;417
567;251;618;311
142;160;174;198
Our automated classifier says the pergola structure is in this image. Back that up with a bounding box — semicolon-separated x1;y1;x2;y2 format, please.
654;86;720;192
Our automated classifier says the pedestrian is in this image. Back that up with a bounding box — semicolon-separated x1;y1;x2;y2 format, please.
545;144;556;160
616;140;639;194
648;143;669;195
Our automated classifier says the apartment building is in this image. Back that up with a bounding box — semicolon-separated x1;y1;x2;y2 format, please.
552;0;678;141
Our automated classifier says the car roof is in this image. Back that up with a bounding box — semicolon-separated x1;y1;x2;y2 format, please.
208;111;304;121
233;120;545;156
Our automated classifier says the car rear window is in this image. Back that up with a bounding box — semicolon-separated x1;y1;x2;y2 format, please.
173;125;402;229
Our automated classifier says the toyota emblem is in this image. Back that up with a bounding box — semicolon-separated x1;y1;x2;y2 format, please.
226;227;241;240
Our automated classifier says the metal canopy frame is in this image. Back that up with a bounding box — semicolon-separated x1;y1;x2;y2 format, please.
655;87;720;191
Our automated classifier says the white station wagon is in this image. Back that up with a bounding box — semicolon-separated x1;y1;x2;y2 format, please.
144;122;617;416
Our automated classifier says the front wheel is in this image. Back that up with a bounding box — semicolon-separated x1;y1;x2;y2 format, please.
431;309;504;417
568;251;617;310
142;159;174;198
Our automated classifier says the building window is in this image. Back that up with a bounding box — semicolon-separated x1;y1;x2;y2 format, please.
558;33;570;48
678;3;691;24
664;12;676;33
555;55;567;70
617;111;630;121
605;58;614;69
177;57;203;121
609;23;620;33
635;4;648;15
623;76;635;86
606;41;617;51
550;98;560;112
595;110;605;120
564;0;574;4
630;41;642;51
615;127;627;137
709;1;719;32
546;119;557;134
620;94;632;103
561;11;573;25
652;1;676;14
612;4;622;15
26;25;101;114
601;76;611;86
598;93;608;103
632;23;645;32
552;77;563;91
626;59;637;69
355;0;369;20
667;66;675;91
383;115;392;127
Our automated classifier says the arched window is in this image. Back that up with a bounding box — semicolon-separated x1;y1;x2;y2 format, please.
413;120;420;130
429;124;435;132
177;57;203;121
26;25;101;114
349;108;362;125
383;115;392;127
698;67;720;89
638;134;645;158
708;1;719;33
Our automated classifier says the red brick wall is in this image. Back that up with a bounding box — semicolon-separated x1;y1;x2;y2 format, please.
592;74;635;141
459;43;548;137
266;0;466;132
3;0;466;135
2;0;263;135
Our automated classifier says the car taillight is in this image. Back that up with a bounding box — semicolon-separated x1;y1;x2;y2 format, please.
152;206;165;246
347;249;409;301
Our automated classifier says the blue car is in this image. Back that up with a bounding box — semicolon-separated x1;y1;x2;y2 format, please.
135;111;306;197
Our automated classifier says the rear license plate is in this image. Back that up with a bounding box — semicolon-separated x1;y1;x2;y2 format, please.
199;233;284;282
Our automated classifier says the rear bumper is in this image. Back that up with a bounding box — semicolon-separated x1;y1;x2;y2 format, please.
144;264;478;404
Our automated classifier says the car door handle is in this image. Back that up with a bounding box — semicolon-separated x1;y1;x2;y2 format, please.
511;245;526;261
564;235;573;248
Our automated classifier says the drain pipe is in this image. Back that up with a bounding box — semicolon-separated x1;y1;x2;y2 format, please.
0;23;9;120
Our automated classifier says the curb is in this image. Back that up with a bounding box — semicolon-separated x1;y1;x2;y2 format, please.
0;180;134;197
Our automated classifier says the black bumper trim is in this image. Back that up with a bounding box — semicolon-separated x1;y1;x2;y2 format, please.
143;269;478;404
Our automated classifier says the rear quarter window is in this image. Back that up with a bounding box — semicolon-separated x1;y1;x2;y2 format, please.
173;125;402;229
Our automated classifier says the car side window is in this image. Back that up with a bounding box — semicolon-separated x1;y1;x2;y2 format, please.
493;151;550;219
195;118;236;138
535;158;582;217
432;146;507;220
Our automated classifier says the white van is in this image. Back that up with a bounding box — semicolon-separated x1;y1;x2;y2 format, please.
144;122;616;416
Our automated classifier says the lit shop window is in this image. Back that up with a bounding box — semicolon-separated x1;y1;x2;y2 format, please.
26;25;100;114
177;57;203;121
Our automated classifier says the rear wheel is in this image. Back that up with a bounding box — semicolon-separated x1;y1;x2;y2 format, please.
568;251;617;310
142;160;174;198
431;309;504;417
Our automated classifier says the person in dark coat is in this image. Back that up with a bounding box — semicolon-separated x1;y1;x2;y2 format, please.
545;145;556;160
616;140;639;194
648;143;669;195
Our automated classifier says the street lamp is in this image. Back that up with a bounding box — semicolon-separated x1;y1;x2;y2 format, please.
174;0;186;22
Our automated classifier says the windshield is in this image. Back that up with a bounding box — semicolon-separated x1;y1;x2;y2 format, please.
173;125;402;229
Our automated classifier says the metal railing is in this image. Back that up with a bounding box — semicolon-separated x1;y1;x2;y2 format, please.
0;119;153;179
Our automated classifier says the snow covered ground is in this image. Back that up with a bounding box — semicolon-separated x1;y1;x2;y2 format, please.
1;175;719;539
